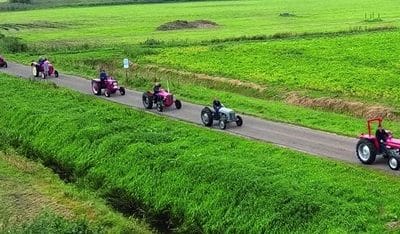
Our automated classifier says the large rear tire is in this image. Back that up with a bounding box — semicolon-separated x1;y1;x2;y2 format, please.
32;66;39;77
3;62;7;68
201;107;213;127
356;139;377;164
175;100;182;109
219;120;227;130
142;93;153;109
91;81;101;95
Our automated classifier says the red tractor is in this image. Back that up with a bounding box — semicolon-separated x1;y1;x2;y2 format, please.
356;118;400;170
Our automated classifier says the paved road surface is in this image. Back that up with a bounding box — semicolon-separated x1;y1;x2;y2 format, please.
1;62;395;173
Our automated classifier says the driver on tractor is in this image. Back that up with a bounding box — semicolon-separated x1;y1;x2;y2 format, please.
376;125;389;154
99;69;108;87
213;98;223;117
153;82;162;102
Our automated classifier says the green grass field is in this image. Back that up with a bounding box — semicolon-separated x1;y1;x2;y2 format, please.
2;73;400;232
0;150;151;233
1;0;399;44
2;0;400;138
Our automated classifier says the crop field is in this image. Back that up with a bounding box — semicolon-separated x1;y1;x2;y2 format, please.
1;0;399;44
2;0;400;137
2;73;400;232
142;29;400;107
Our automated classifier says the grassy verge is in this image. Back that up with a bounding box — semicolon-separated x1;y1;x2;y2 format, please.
2;73;400;232
0;149;151;233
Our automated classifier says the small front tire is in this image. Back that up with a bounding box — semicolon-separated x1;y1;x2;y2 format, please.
219;120;227;130
175;100;182;109
104;89;111;97
236;115;243;127
388;156;400;170
119;87;126;96
156;102;163;112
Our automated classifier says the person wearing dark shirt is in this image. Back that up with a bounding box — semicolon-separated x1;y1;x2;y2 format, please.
376;125;389;154
99;70;107;87
213;99;223;117
153;82;162;102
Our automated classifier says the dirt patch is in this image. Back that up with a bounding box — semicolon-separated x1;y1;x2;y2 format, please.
279;12;296;17
286;93;398;120
157;20;218;31
0;21;69;31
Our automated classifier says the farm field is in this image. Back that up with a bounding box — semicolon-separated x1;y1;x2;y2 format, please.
1;0;399;44
2;0;400;138
2;73;400;232
0;150;151;233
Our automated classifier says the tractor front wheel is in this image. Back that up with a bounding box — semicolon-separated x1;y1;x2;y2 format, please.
175;100;182;109
219;120;227;130
356;139;377;164
236;115;243;127
156;101;164;112
54;70;59;78
388;156;400;170
119;87;126;96
3;62;7;68
104;89;111;97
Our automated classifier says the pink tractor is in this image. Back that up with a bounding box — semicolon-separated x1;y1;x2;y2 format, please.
91;76;125;97
142;88;182;112
31;60;59;79
0;56;7;68
356;118;400;170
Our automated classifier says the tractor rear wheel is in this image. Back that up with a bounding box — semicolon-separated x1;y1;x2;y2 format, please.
32;66;39;77
54;70;59;78
356;139;377;164
3;62;7;68
142;93;153;109
388;156;400;170
201;107;213;127
91;81;101;95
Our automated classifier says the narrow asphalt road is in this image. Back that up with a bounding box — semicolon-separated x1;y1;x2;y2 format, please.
1;62;395;173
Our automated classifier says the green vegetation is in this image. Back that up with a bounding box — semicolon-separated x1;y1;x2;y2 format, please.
1;0;398;44
2;0;400;137
142;29;400;107
0;150;151;233
2;73;400;232
0;0;212;11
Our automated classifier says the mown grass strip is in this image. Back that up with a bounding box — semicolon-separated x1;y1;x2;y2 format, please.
1;73;400;232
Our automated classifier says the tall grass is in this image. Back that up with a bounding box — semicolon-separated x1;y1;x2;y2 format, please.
1;73;400;232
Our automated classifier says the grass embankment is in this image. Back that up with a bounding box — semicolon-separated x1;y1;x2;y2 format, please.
2;73;400;232
0;150;151;233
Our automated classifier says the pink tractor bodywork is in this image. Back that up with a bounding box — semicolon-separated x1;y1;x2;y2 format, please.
142;88;182;112
91;77;125;97
356;117;400;170
0;56;7;68
31;61;59;79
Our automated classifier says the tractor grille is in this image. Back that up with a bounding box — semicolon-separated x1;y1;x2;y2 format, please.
229;112;236;121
